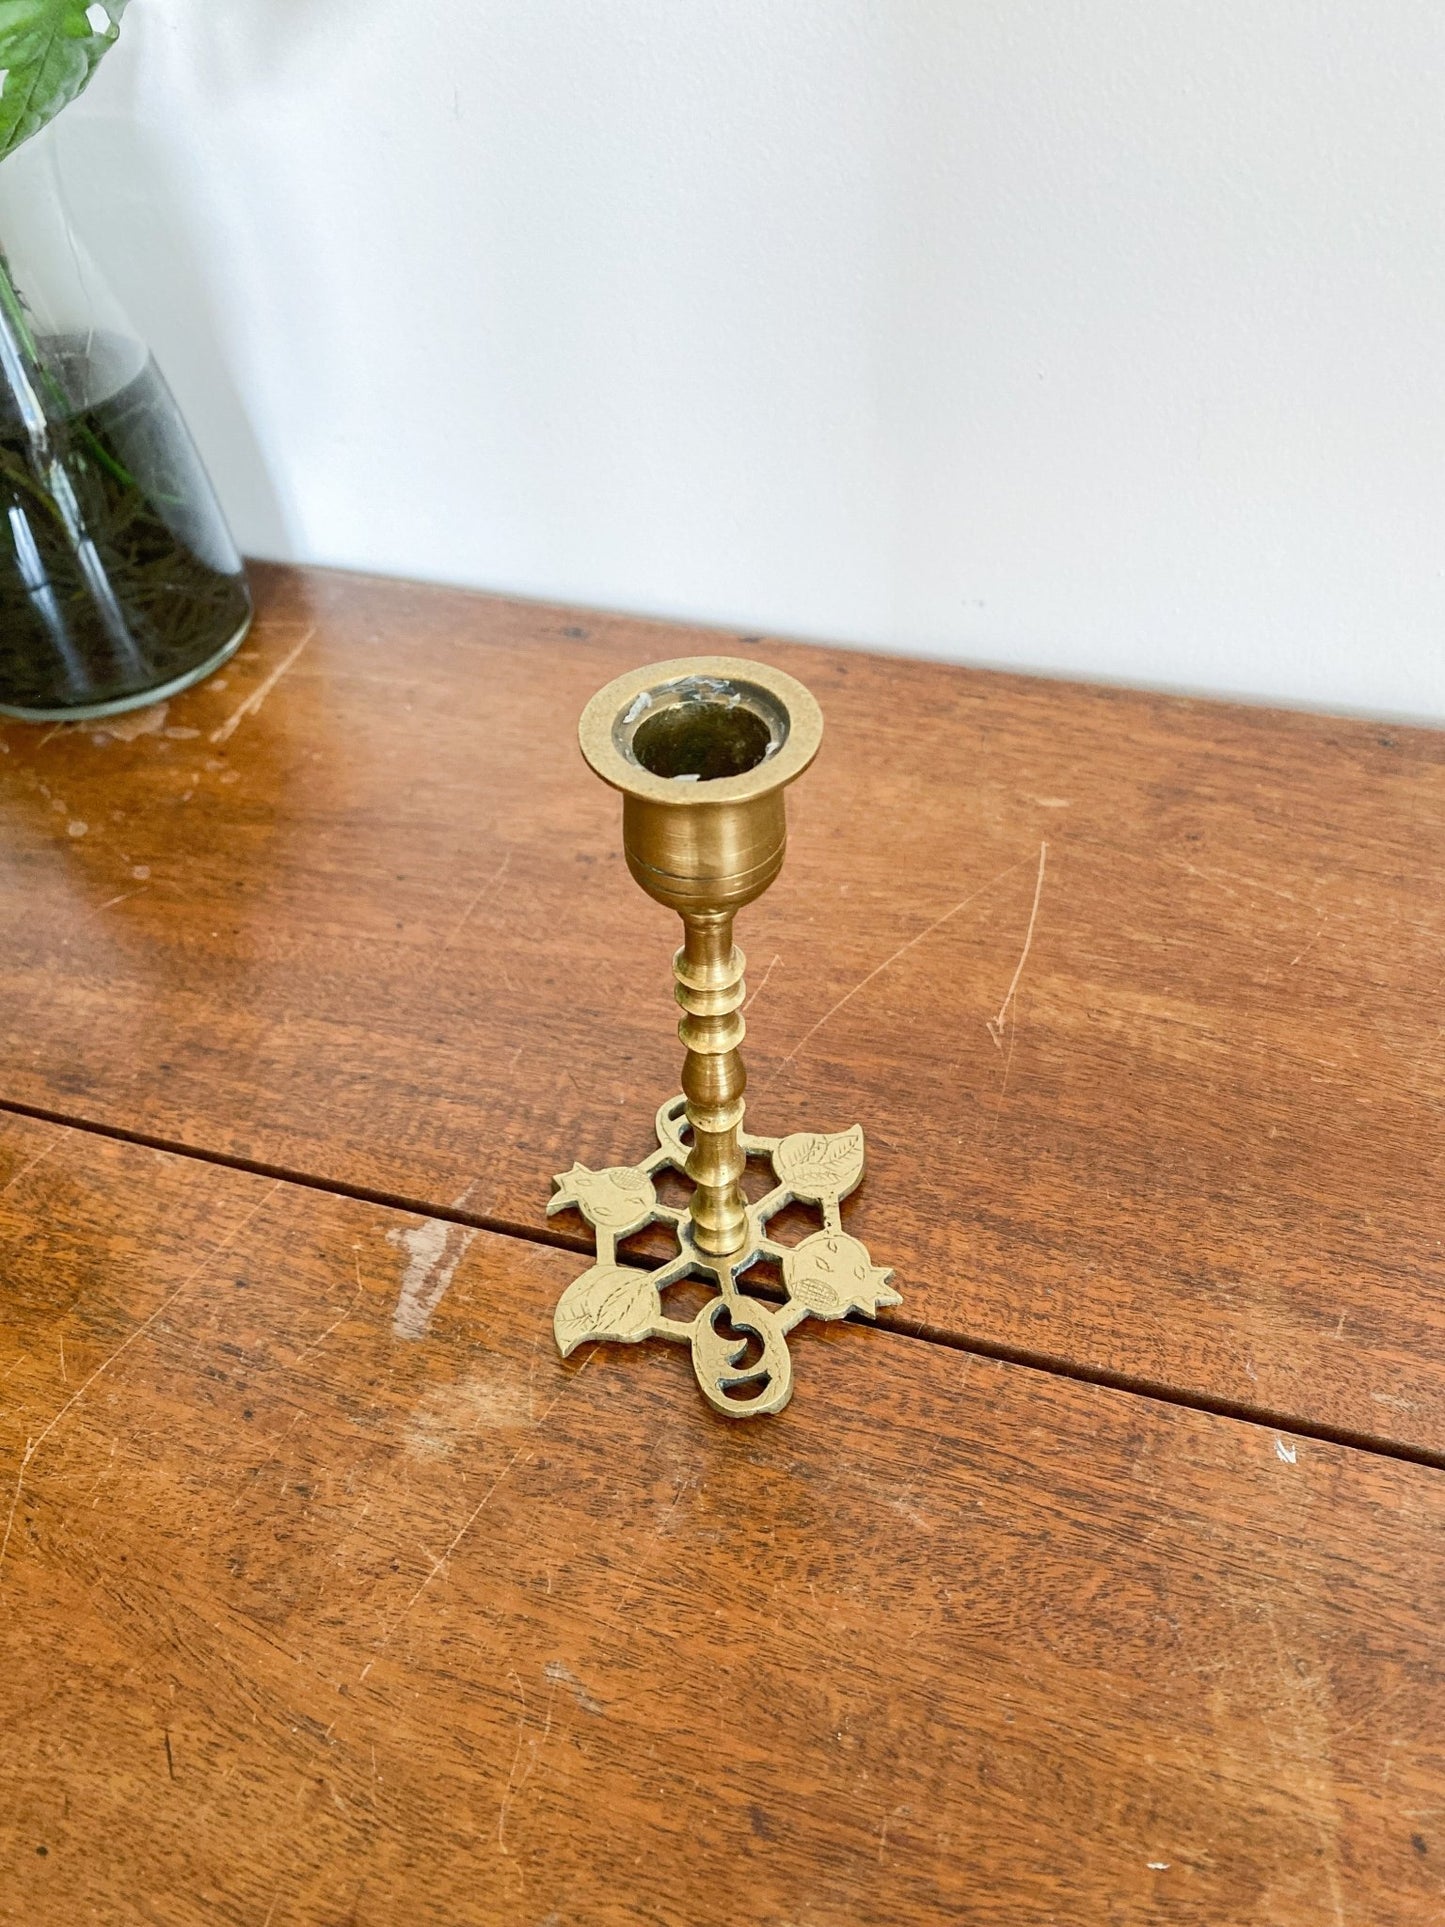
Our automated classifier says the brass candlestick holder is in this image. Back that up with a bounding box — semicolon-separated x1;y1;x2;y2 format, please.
549;657;898;1418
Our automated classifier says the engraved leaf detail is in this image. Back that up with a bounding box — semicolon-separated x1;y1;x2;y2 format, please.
553;1263;660;1358
772;1126;865;1201
782;1231;899;1322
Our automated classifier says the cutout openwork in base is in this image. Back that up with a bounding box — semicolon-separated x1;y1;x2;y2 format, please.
549;1096;899;1418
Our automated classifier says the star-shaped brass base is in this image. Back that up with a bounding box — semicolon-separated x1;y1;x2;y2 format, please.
549;1096;898;1418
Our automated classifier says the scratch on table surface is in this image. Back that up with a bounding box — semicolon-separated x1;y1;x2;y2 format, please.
545;1660;604;1715
772;852;1034;1073
1370;1390;1420;1412
1378;1733;1406;1794
425;850;513;978
1162;850;1311;911
82;1438;117;1503
290;1272;365;1372
889;1370;965;1525
498;1668;556;1856
209;627;315;745
497;1674;528;1852
365;1352;594;1671
0;1132;60;1199
232;1409;304;1512
743;952;782;1014
1263;1607;1346;1927
986;841;1048;1051
1288;919;1327;969
610;1477;693;1624
0;1180;282;1586
527;1332;542;1421
1331;1680;1407;1746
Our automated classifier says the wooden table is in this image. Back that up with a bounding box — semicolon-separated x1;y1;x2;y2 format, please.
0;565;1440;1923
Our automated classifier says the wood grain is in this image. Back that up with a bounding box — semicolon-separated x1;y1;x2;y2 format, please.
0;563;1440;1454
0;1110;1440;1925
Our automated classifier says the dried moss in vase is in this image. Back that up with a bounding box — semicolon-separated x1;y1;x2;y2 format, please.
0;336;250;716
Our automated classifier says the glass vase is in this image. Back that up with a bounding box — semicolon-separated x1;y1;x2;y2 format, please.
0;124;251;720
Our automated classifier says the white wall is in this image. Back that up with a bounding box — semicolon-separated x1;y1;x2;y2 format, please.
58;1;1445;721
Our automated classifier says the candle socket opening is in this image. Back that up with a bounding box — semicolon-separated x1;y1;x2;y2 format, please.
618;675;787;784
632;698;774;781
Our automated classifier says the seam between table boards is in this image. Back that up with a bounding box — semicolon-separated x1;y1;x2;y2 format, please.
0;1096;587;1254
2;1093;1441;1477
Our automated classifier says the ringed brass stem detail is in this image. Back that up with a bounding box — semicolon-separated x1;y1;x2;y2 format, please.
675;910;748;1258
548;656;898;1418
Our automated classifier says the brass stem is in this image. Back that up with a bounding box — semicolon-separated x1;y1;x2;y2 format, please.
675;909;749;1257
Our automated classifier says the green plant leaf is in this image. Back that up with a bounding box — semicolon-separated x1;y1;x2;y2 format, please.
0;0;131;164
